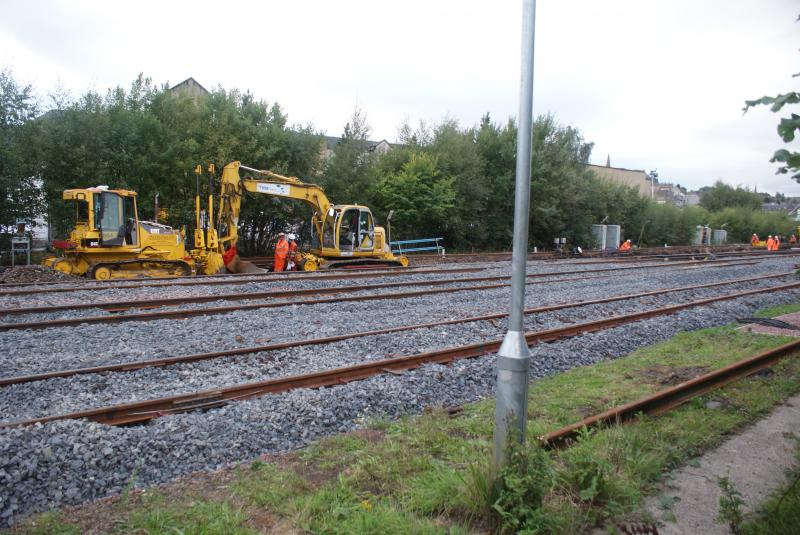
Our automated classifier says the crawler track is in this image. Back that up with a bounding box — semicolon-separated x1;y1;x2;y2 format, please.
4;278;799;428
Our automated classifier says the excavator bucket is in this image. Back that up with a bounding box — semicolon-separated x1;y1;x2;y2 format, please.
234;260;266;274
225;255;266;274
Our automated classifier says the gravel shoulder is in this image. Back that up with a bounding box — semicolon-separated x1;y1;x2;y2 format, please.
1;256;798;526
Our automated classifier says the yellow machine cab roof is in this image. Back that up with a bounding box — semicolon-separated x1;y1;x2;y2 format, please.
63;187;138;200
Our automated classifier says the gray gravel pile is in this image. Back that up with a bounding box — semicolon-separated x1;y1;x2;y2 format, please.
0;256;798;526
0;267;78;285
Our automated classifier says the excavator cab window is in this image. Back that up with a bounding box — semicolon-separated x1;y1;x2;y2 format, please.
95;191;127;247
75;200;89;223
124;196;137;246
339;208;359;251
359;210;374;250
322;212;336;249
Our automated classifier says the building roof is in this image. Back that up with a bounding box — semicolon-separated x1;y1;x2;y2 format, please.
169;77;210;95
322;136;401;152
587;163;651;198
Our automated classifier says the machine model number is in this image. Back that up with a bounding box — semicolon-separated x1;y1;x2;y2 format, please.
256;183;290;196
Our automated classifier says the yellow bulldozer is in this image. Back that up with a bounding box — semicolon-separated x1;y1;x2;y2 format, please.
42;186;193;279
43;161;407;279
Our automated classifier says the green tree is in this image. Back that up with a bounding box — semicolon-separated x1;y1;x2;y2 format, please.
374;152;455;239
743;15;800;180
32;74;322;255
0;68;42;242
321;106;377;206
699;181;762;211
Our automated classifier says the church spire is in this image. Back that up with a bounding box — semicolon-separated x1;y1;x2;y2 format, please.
606;154;611;167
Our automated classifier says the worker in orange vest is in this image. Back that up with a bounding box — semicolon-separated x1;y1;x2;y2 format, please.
751;233;759;246
766;235;775;251
618;239;632;252
274;232;289;272
774;235;781;250
287;233;299;270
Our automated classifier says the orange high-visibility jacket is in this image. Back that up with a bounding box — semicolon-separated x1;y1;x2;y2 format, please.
275;238;289;257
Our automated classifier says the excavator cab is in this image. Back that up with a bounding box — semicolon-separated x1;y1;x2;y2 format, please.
336;207;375;252
94;190;138;247
59;187;138;248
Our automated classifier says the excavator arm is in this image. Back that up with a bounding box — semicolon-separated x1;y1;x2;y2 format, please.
216;161;334;248
193;160;406;273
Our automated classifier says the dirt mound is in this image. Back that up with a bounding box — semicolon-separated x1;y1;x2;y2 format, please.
0;265;79;284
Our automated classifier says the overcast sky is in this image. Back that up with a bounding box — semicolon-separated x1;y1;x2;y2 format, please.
1;0;798;194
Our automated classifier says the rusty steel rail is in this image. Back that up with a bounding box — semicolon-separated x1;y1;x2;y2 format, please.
0;260;761;330
0;270;792;387
411;249;800;265
540;338;800;448
0;258;760;317
4;278;800;428
0;267;486;297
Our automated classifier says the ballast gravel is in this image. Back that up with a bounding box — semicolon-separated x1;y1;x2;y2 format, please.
0;256;798;525
0;277;794;423
0;258;792;377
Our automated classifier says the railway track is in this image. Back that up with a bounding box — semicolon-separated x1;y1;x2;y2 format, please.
0;266;486;297
0;259;763;330
399;244;754;263
0;257;756;316
3;277;799;428
0;263;433;291
0;270;791;387
241;246;785;267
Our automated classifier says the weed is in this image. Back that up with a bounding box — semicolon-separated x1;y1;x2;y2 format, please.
463;459;501;525
120;465;139;507
717;476;745;534
492;441;556;534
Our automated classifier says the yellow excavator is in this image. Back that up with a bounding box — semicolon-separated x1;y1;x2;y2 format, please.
207;161;407;271
43;161;407;278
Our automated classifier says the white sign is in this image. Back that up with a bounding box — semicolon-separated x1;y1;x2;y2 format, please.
256;183;291;196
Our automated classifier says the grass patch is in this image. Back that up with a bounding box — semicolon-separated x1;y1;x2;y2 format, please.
753;302;800;317
15;512;80;535
121;497;255;534
13;307;800;534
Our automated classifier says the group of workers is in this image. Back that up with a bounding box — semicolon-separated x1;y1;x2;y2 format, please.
273;232;299;272
751;233;797;251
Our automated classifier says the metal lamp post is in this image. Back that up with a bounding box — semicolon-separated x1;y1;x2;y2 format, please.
493;0;537;469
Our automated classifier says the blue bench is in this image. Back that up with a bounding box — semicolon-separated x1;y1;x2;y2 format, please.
391;237;445;255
